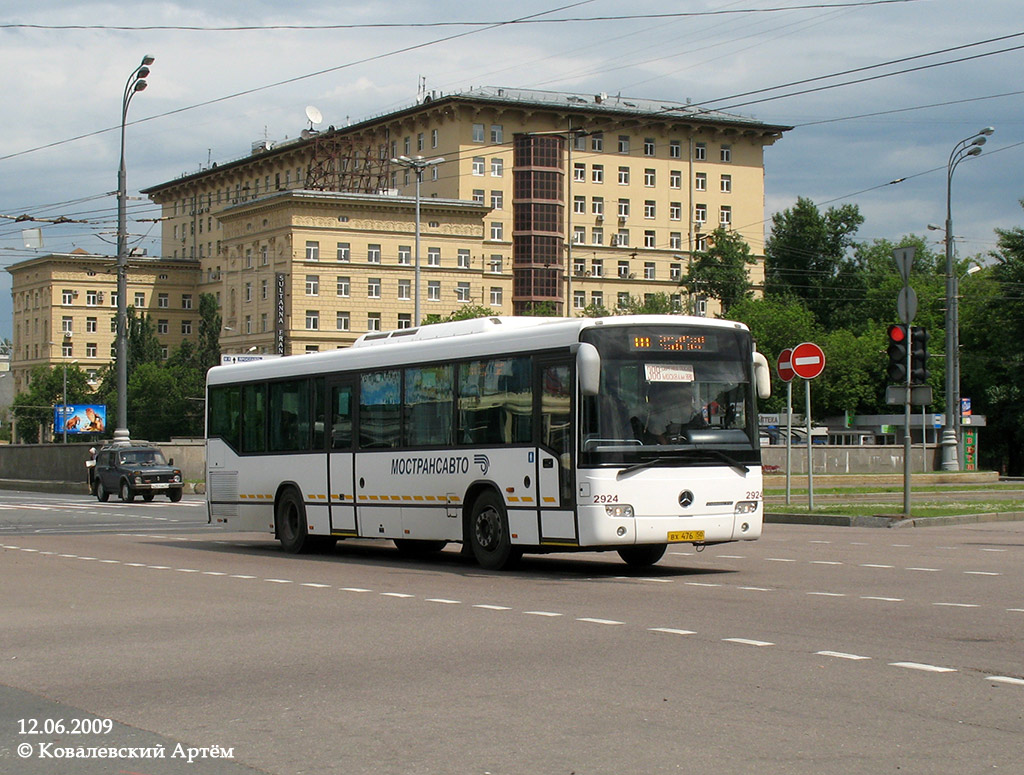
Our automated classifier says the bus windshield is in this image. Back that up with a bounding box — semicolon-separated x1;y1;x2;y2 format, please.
580;325;760;466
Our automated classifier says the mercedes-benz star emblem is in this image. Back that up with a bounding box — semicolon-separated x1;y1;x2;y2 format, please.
679;490;694;508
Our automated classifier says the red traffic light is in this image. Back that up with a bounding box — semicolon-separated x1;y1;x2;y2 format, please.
887;324;907;343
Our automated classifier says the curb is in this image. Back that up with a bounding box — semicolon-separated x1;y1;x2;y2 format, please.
767;511;1024;528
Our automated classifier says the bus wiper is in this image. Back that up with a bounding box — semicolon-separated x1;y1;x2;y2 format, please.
688;449;749;475
618;457;672;477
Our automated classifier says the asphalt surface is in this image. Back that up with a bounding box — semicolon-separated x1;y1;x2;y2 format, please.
1;492;1022;774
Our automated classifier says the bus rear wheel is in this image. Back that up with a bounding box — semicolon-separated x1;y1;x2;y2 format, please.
617;544;667;567
468;491;521;571
276;488;312;554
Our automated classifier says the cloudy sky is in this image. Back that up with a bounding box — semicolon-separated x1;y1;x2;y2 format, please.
1;0;1022;339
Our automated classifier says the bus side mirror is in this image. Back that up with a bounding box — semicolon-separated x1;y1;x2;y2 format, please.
752;351;771;400
577;343;601;397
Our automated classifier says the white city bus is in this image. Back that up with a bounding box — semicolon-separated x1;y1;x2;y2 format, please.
205;315;771;570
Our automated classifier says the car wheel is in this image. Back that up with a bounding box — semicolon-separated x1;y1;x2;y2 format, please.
143;492;155;502
468;491;521;570
96;480;109;502
168;488;182;503
276;488;311;554
119;480;135;502
617;544;667;567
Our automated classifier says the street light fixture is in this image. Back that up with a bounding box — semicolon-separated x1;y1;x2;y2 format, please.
939;126;993;471
114;54;154;445
389;155;444;326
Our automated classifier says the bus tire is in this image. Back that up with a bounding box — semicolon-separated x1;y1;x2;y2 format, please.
617;544;667;567
276;488;312;554
394;539;448;557
468;491;521;571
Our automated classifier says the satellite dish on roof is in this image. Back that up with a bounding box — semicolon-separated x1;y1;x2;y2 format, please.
305;105;323;127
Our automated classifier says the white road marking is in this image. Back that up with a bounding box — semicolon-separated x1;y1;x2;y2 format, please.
649;628;696;636
964;571;1001;576
907;567;941;572
980;548;1007;552
934;602;979;608
766;557;796;563
987;676;1024;686
724;638;774;647
265;578;292;584
427;598;461;604
578;617;624;625
301;583;331;588
341;587;371;593
812;561;843;565
202;571;227;576
381;592;413;598
860;563;894;569
890;662;956;673
739;586;773;592
718;555;746;559
685;582;721;588
473;604;512;611
816;651;870;660
862;596;903;602
174;568;199;573
524;611;562;617
229;574;256;579
807;592;846;597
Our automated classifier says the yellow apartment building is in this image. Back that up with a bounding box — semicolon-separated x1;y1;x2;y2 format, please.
142;87;790;350
7;250;200;393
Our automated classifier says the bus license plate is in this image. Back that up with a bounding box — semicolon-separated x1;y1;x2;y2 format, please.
667;530;704;543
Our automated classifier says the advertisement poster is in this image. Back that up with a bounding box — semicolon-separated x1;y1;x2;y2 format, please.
54;404;107;434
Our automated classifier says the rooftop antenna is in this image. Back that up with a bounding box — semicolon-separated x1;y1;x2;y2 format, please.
305;105;323;130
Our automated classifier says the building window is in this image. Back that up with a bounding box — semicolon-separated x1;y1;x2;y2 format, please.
695;234;708;251
458;249;471;269
574;290;585;309
591;165;604;184
491;158;503;177
86;316;97;333
305;345;320;354
644;168;656;187
431;129;438;148
416;132;424;151
427;281;441;301
472;189;485;204
245;315;252;335
695;172;707;191
491;124;504;143
157;319;169;335
490;287;503;306
306;275;319;296
368;278;381;298
618;291;630;309
591;133;603;151
574;196;586;214
261;312;268;332
86;343;97;358
670;170;682;189
367;313;381;332
615;230;630;247
472;123;485;142
592;227;604;245
398;279;411;300
337;312;350;331
489;255;503;273
592;291;604;308
695;143;707;161
721;144;732;162
669;233;682;250
618;166;630;185
182;294;193;310
181;320;192;335
305;240;320;261
644;200;656;219
306;310;319;330
670;202;682;221
618;135;630;154
643;138;655;156
62;289;74;305
618;260;630;279
337;242;350;261
721;174;732;193
336;276;350;297
644;262;656;279
695;204;707;224
456;282;471;302
490;222;503;241
472;157;485;176
62;344;73;358
591;259;604;277
261;279;268;300
427;247;441;267
61;316;73;335
670;263;682;281
644;231;656;248
592;197;604;216
157;293;169;308
398;313;412;329
574;163;585;182
670;140;682;159
573;226;586;244
368;244;381;263
720;206;732;226
244;282;253;302
490;190;503;210
618;199;630;218
86;290;99;306
398;246;411;265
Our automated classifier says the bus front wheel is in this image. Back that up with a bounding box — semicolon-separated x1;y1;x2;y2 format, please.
276;488;312;554
617;544;667;567
468;491;521;571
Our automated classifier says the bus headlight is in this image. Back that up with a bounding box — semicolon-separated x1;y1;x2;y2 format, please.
734;500;759;515
605;504;634;518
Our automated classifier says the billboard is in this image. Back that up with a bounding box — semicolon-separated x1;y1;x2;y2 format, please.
54;404;107;434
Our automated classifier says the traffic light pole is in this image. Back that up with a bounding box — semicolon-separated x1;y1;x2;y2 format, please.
903;327;913;516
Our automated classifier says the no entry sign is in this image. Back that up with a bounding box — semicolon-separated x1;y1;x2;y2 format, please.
777;348;795;383
791;341;826;380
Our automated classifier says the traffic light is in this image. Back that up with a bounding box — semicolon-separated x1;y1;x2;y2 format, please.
910;326;930;384
886;324;908;383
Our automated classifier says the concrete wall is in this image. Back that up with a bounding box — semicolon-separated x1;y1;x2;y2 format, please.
0;439;205;489
761;444;939;475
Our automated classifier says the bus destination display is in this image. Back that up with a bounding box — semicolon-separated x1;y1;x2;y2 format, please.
630;333;711;352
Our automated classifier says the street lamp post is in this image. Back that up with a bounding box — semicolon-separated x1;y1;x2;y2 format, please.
390;155;444;327
939;126;993;471
115;54;154;445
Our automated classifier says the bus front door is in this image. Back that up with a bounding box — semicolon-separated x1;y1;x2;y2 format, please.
327;379;357;536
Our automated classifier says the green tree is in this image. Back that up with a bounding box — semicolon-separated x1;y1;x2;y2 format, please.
764;197;864;327
680;227;756;314
11;364;94;443
617;292;683;315
422;305;496;325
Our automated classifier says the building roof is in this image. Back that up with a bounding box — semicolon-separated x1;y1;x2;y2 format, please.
141;85;792;196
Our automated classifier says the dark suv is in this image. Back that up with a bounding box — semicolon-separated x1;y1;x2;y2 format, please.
92;443;184;503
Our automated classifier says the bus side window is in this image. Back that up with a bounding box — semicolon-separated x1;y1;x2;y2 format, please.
404;365;453;447
360;370;401;449
240;383;266;453
208;384;241;449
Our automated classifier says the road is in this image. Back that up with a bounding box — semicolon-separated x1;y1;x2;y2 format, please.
1;491;1022;774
